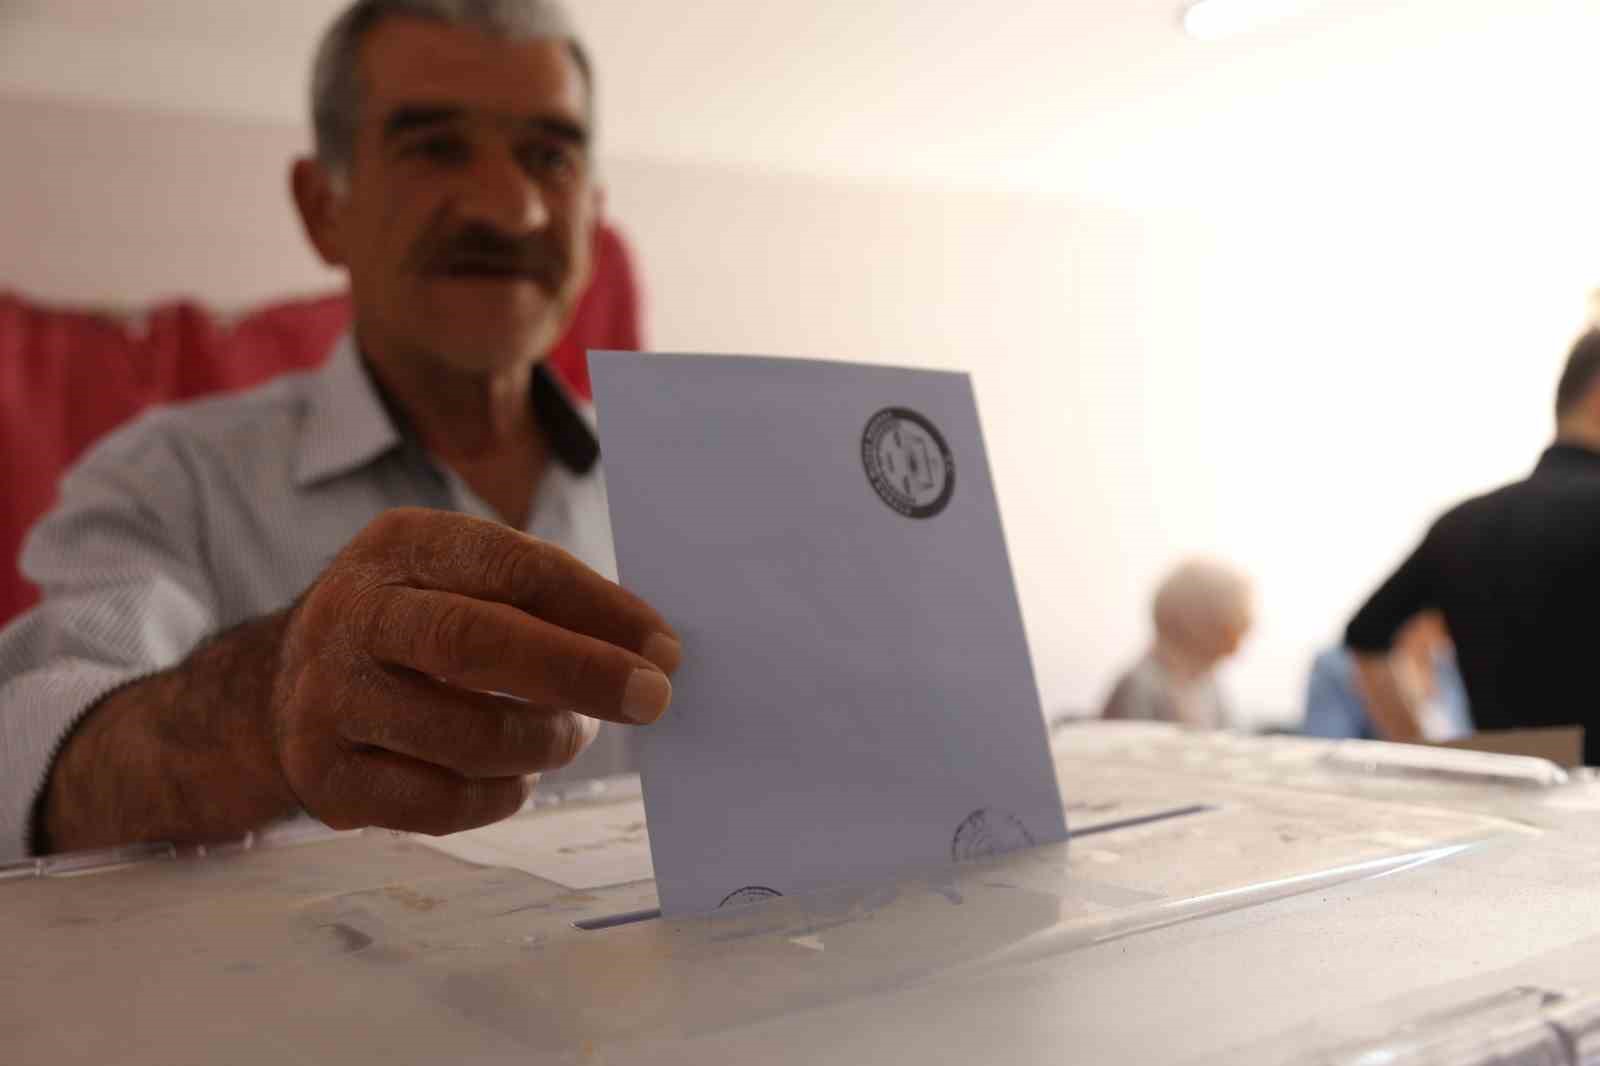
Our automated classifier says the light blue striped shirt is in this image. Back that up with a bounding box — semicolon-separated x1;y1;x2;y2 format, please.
0;336;626;861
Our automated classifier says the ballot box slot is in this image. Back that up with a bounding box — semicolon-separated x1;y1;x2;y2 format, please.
1067;803;1215;840
573;906;662;931
570;805;1216;932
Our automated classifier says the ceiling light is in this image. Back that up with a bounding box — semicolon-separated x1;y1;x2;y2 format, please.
1181;0;1322;41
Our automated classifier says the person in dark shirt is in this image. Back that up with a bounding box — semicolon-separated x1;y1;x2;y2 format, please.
1345;329;1600;763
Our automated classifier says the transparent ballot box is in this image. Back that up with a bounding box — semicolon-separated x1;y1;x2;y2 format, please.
7;724;1600;1065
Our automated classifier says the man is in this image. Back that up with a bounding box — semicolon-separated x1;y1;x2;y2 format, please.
1346;329;1600;763
1101;559;1253;730
0;0;679;862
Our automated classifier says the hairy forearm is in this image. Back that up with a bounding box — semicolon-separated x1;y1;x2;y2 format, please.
38;610;301;854
1352;653;1423;743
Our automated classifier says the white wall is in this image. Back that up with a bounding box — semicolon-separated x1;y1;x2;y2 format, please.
0;94;334;306
604;160;1600;724
5;63;1599;729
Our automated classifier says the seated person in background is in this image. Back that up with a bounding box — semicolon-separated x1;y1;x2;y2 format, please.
1303;610;1470;741
0;0;680;863
1100;559;1254;730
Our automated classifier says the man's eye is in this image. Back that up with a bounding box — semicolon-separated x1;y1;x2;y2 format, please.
519;142;579;180
408;134;470;165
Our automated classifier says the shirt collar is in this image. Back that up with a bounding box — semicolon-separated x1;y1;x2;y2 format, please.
294;334;600;489
532;359;601;475
294;335;401;488
1535;441;1600;479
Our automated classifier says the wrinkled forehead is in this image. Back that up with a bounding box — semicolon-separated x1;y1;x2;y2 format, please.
356;15;589;136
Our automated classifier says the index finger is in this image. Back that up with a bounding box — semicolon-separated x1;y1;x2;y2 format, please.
359;586;673;724
357;508;680;672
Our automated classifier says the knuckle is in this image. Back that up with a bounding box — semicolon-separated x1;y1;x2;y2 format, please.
376;768;445;834
537;543;582;600
361;507;414;550
488;539;537;597
341;582;385;638
384;506;431;535
352;693;407;755
299;566;362;632
317;566;396;652
358;508;445;579
567;645;616;709
424;600;484;673
421;779;522;836
297;746;368;830
495;706;534;757
540;644;588;701
342;585;403;667
504;535;574;605
519;710;572;769
487;707;564;774
473;615;517;674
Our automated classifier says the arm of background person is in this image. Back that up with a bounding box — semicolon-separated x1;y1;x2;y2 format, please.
1343;532;1439;743
1350;653;1423;742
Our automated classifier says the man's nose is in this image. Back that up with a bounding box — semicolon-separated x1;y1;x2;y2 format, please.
457;146;550;234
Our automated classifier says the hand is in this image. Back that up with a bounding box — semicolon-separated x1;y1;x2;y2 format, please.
271;508;679;836
1352;652;1423;743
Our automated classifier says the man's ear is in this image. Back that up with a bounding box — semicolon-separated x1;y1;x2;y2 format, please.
290;157;349;268
1581;385;1600;431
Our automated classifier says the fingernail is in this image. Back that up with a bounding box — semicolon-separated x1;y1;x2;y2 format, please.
623;668;672;724
640;632;682;674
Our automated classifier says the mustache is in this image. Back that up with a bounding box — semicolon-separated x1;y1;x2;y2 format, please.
420;224;568;286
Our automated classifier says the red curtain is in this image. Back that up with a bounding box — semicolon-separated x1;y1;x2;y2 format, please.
0;223;641;627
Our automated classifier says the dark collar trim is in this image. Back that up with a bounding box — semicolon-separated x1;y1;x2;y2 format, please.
533;363;600;475
361;357;599;477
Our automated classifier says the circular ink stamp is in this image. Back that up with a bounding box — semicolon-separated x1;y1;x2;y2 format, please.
951;809;1035;863
861;407;955;519
719;886;783;908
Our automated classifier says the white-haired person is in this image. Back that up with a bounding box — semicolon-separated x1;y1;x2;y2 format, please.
1101;559;1255;729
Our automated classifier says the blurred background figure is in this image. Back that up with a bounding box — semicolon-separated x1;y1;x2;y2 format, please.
1101;559;1253;729
1344;329;1600;762
1303;610;1470;741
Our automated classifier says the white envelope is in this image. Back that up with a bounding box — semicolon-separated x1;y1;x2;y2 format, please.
590;351;1067;916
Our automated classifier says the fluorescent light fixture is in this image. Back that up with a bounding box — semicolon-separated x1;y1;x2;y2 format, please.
1181;0;1322;41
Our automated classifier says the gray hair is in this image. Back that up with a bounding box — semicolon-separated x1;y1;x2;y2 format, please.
1151;558;1253;657
311;0;592;178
